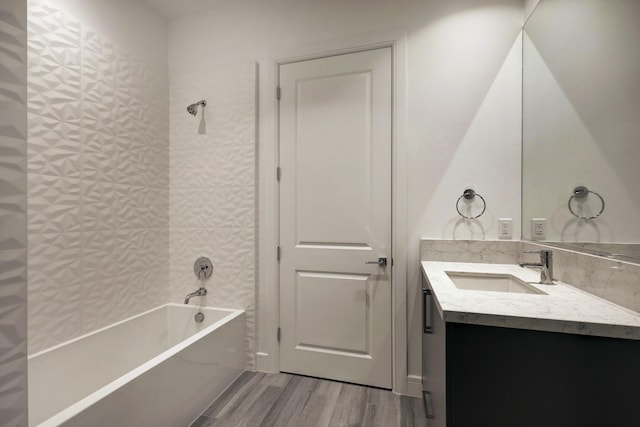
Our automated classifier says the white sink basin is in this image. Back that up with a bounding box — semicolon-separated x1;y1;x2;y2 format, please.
446;272;547;295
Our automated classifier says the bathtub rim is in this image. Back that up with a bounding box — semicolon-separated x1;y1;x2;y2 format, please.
31;303;245;427
29;303;241;359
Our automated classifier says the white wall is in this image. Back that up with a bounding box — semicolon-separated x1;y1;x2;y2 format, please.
0;1;28;424
27;0;169;352
405;4;523;389
524;0;541;20
169;0;524;394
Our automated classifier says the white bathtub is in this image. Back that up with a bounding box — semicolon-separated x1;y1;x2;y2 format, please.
28;304;246;427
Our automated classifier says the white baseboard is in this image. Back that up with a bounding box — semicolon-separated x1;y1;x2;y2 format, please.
406;374;422;398
255;352;275;372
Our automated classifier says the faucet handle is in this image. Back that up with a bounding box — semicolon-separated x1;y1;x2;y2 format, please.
523;250;543;260
523;249;552;257
523;250;553;266
194;257;213;281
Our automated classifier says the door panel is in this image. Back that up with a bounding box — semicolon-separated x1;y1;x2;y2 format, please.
295;271;370;355
279;47;392;388
295;72;372;245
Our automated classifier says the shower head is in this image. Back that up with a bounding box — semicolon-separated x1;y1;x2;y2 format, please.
187;100;207;116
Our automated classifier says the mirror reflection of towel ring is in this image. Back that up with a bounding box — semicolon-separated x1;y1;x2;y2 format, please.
456;189;486;219
568;186;605;220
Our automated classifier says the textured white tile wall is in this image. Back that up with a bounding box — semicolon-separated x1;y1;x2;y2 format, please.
0;0;28;425
27;0;169;353
169;64;256;367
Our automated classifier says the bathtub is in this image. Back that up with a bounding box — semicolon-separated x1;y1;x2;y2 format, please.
28;304;246;427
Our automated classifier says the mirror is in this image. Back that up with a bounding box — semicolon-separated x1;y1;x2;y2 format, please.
522;0;640;263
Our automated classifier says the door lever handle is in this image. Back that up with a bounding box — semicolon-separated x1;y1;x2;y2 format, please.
365;257;387;267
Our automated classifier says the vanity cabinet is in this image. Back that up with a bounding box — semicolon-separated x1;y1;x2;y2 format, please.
422;280;640;427
421;286;446;427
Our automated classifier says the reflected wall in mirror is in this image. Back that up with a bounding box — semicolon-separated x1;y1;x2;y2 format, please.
522;0;640;263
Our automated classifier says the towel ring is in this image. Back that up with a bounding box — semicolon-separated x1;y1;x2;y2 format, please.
456;189;486;219
568;186;605;220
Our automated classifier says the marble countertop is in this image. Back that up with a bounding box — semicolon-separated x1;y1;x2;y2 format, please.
421;261;640;340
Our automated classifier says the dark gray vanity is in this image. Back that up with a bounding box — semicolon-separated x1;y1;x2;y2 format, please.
421;262;640;427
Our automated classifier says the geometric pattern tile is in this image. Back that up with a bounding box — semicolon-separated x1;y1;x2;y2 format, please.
26;1;255;369
27;175;82;234
27;232;82;294
28;282;83;352
169;63;257;367
27;0;81;180
27;1;170;354
0;0;28;425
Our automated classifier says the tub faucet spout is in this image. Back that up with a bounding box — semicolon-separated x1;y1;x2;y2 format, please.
184;287;207;304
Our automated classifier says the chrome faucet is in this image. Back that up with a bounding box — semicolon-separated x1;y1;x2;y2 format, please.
185;257;213;304
520;250;554;284
184;286;207;304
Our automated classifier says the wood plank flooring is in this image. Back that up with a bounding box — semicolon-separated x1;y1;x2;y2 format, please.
190;371;426;427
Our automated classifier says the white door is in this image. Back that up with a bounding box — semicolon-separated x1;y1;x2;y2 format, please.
278;47;392;388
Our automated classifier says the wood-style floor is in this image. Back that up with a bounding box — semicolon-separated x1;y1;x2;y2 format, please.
190;371;427;427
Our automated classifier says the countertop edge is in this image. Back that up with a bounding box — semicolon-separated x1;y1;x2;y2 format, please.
440;310;640;341
422;261;640;341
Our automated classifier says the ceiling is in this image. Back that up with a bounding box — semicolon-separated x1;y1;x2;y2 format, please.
142;0;226;19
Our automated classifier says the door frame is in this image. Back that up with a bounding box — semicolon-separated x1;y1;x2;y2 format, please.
257;34;411;395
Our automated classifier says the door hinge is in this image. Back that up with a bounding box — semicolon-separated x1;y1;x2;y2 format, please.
277;246;281;262
276;166;281;182
277;327;281;342
277;86;281;100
